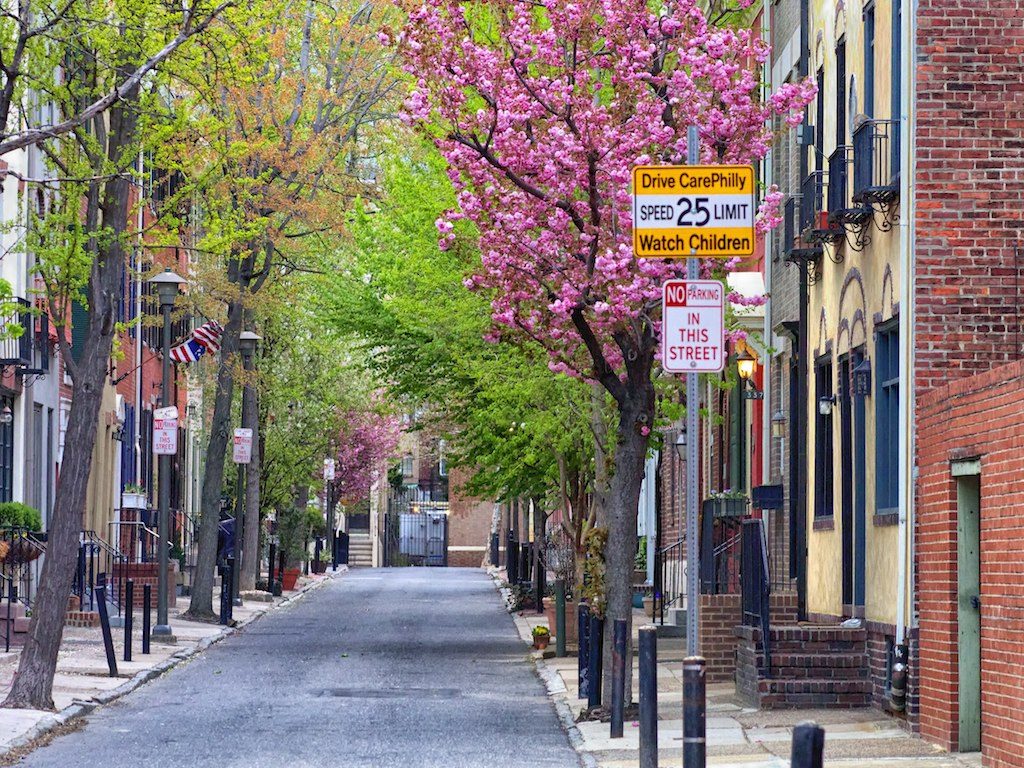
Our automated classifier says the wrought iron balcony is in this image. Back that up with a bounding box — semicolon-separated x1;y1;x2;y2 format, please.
827;146;872;228
782;196;821;264
0;298;49;376
800;171;843;245
852;119;899;206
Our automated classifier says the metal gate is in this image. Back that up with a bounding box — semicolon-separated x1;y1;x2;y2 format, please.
383;510;448;567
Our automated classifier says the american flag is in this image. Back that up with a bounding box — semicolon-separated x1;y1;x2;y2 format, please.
170;321;223;364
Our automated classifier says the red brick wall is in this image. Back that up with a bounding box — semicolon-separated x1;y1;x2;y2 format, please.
915;0;1024;389
917;358;1024;763
446;467;493;567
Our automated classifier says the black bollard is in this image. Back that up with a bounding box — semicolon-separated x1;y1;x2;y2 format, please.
266;542;277;594
226;556;235;622
683;656;706;768
639;626;658;768
790;721;825;768
123;580;134;662
490;533;499;567
587;613;604;709
95;576;118;678
554;579;566;658
578;603;590;700
610;619;627;737
142;584;151;655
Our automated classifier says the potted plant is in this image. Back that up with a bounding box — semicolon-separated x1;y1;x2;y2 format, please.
121;484;148;511
0;503;44;564
531;625;551;650
311;547;330;574
703;489;750;519
276;505;309;591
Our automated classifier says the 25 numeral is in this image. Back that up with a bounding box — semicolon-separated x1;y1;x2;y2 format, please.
677;196;711;226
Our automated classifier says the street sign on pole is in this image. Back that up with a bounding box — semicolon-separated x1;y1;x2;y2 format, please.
323;458;335;481
232;428;253;464
153;406;178;456
632;164;755;258
662;280;725;374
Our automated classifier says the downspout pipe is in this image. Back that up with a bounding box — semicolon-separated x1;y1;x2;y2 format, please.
761;0;773;486
891;0;916;713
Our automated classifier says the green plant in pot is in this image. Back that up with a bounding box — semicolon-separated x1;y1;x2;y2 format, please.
531;625;551;650
276;505;309;590
0;503;44;564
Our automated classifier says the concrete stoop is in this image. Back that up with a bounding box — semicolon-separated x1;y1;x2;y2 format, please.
736;624;871;709
348;533;372;568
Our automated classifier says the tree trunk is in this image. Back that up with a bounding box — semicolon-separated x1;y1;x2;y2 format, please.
600;394;653;708
186;298;243;620
4;89;138;710
239;360;261;592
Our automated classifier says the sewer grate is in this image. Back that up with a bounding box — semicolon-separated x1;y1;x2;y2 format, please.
316;687;460;700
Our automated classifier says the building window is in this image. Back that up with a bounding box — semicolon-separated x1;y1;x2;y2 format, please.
814;359;834;517
0;397;13;504
864;2;876;118
815;66;825;168
875;323;899;513
400;454;414;480
836;38;847;146
437;439;447;478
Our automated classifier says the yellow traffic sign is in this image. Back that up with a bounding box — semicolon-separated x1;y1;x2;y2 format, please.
632;165;756;259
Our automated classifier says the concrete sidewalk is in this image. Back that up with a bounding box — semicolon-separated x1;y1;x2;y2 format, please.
493;570;980;768
0;566;346;757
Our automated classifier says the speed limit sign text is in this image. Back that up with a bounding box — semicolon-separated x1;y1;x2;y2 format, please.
632;165;755;258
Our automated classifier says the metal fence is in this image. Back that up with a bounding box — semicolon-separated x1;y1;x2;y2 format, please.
382;511;448;567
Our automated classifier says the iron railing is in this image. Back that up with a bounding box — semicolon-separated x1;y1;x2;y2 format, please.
75;530;128;616
741;518;772;676
653;538;685;625
827;146;851;223
382;511;448;567
700;497;749;595
108;520;158;564
0;527;45;612
852;119;899;204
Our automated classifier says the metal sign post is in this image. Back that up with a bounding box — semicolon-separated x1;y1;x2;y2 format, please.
686;125;701;657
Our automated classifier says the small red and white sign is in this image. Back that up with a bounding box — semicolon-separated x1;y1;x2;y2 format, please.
153;406;179;455
662;280;725;373
323;458;335;481
232;428;253;464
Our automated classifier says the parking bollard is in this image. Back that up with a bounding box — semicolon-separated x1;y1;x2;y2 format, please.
683;656;706;768
123;580;134;662
639;626;658;768
95;576;118;678
142;584;151;655
578;603;590;700
790;721;825;768
554;579;566;658
610;618;627;738
587;612;604;709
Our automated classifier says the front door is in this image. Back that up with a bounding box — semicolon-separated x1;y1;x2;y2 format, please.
852;348;867;610
839;355;854;611
956;468;981;752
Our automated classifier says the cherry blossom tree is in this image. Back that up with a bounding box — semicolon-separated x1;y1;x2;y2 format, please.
398;0;813;700
332;409;403;506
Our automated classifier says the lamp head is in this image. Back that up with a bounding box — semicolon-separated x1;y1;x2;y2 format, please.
148;268;186;307
674;429;687;459
239;331;261;356
735;349;757;381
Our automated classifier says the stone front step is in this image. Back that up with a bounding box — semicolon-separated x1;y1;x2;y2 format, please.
757;677;872;708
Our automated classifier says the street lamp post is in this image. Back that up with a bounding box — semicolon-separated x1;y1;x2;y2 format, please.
149;268;185;642
234;330;260;606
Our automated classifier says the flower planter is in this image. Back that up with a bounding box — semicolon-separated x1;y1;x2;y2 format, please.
311;560;327;574
703;497;750;519
281;567;301;591
533;634;550;650
543;598;578;645
121;492;148;510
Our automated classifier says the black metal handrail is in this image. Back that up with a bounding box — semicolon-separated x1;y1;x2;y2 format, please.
654;538;685;624
700;498;749;595
783;196;798;259
852;119;899;204
75;530;128;616
741;518;772;676
0;527;45;614
827;146;850;222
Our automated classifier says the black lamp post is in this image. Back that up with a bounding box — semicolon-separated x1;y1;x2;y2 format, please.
148;268;185;642
233;330;260;605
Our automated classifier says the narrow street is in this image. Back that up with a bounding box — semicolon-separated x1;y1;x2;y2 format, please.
21;570;579;768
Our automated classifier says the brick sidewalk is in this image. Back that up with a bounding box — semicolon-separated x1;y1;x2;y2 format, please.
492;570;981;768
0;567;346;756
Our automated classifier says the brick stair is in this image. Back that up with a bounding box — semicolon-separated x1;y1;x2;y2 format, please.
735;624;871;709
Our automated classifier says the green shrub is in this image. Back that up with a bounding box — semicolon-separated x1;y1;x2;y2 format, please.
0;502;42;531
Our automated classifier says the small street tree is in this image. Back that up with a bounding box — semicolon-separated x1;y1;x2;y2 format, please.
399;0;813;702
2;0;230;710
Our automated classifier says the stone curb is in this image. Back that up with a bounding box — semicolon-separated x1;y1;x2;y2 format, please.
0;566;348;757
486;568;598;768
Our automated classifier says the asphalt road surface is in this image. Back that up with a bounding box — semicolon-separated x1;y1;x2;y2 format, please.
22;568;580;767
